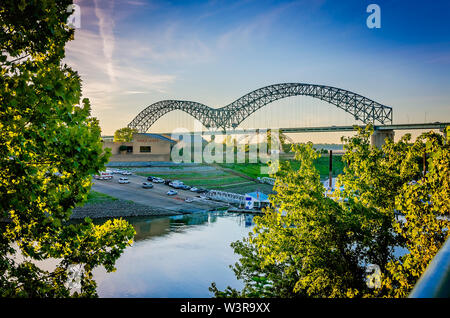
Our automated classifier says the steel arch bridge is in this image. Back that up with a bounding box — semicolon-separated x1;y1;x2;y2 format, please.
128;83;393;132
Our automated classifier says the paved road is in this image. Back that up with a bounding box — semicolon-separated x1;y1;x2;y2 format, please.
92;174;228;213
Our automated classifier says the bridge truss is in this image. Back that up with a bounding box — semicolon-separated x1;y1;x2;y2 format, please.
128;83;393;132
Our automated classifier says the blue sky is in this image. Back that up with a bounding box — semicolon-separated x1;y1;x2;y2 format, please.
66;0;450;141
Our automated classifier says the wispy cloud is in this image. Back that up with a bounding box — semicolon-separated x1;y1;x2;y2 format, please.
126;0;148;6
215;2;297;50
65;0;180;111
65;26;175;111
122;90;150;95
426;53;450;64
118;34;213;64
93;0;116;84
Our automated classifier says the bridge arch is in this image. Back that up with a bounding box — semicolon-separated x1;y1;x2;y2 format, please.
128;83;393;132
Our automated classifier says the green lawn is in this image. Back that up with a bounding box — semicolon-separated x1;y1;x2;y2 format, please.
84;191;118;204
185;176;246;186
131;154;344;193
136;171;252;189
218;163;267;179
135;172;229;180
310;155;345;178
219;155;344;180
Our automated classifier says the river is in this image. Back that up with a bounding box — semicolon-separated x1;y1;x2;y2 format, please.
92;211;256;297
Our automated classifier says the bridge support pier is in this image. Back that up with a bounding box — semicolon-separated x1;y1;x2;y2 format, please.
371;129;394;148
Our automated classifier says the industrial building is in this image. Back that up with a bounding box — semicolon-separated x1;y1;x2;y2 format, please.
102;133;176;162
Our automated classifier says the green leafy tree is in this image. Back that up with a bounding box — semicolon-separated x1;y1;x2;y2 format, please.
210;236;304;298
379;130;450;297
114;127;138;142
212;143;376;297
337;126;449;297
212;125;449;298
250;143;376;297
265;129;288;154
0;0;135;296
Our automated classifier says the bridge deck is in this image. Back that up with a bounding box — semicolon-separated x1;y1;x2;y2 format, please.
151;122;449;136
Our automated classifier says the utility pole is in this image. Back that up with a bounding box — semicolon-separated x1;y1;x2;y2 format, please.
329;150;333;189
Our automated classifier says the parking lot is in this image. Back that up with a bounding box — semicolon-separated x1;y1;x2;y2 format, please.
91;173;228;213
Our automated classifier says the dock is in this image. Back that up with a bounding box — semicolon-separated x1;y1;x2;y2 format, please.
227;207;264;214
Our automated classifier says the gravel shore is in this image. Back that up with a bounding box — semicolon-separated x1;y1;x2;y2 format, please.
71;199;180;219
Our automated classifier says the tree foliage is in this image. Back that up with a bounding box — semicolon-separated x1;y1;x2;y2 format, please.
380;129;450;297
0;0;135;296
114;127;138;142
265;129;288;153
211;125;449;298
210;236;304;298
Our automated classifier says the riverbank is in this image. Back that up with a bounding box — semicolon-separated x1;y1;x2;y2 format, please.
71;199;180;219
71;190;180;219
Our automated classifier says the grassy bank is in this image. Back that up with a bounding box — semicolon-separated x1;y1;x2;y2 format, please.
84;191;118;204
133;155;344;194
218;155;344;180
136;171;251;188
135;167;273;194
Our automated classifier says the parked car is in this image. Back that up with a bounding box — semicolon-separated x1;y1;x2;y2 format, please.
195;188;208;193
118;177;130;184
167;190;177;196
169;181;184;189
185;198;194;203
94;172;113;180
152;177;165;183
121;171;132;175
164;179;172;185
190;187;199;192
179;184;191;190
147;176;155;182
142;182;153;189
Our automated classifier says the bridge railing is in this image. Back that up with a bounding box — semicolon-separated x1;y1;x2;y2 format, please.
206;190;245;204
258;177;276;185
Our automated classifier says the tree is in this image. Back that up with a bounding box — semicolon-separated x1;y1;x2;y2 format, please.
212;142;376;297
0;0;135;296
210;237;304;298
251;143;376;297
337;126;449;298
265;129;288;154
114;127;138;142
379;130;450;297
212;125;449;298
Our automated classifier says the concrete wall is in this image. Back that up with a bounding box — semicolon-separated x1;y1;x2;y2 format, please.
107;154;171;162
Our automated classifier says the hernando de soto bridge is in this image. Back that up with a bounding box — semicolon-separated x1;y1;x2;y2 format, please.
127;83;449;147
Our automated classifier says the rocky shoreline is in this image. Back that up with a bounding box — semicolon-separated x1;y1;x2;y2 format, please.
71;199;180;219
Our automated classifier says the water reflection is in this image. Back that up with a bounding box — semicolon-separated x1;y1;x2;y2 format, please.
128;212;238;242
127;212;256;242
93;211;255;298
